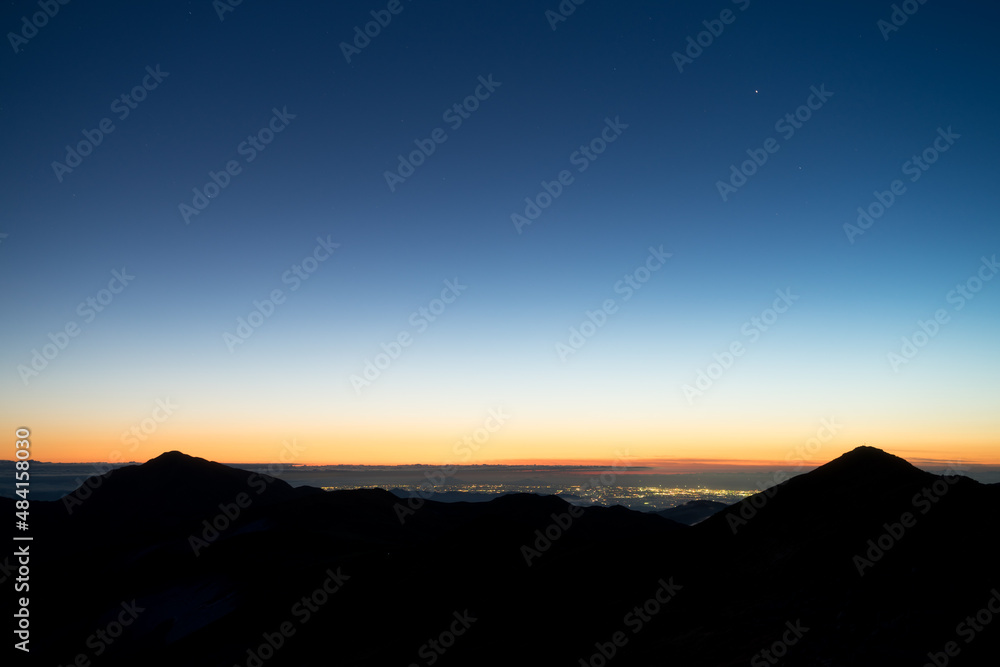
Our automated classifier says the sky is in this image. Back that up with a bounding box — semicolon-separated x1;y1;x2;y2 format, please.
2;0;998;467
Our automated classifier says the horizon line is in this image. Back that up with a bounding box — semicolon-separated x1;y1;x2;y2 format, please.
7;451;998;471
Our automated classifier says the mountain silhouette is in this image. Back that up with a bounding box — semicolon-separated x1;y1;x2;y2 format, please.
652;499;728;524
699;444;940;537
52;450;319;540
5;446;997;666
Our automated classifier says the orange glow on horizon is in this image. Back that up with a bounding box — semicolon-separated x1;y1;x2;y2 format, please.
11;410;999;467
19;433;1000;469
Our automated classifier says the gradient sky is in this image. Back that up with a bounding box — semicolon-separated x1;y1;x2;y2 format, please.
2;0;998;467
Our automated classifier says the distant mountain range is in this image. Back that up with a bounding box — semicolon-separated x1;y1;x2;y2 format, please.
4;446;998;666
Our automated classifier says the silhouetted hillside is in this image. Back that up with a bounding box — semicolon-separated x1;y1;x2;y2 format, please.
5;446;998;666
652;499;728;525
48;451;320;542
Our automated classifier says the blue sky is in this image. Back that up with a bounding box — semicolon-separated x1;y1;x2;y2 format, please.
2;0;998;464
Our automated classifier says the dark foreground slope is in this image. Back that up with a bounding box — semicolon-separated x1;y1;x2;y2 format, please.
3;447;998;666
652;499;728;525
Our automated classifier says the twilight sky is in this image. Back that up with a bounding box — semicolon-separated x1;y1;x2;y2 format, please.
2;0;998;466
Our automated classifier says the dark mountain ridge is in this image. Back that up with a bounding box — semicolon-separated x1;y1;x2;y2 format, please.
652;498;728;525
4;446;997;666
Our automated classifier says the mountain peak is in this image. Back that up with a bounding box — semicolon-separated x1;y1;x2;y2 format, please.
840;444;906;461
814;445;929;484
699;445;945;539
143;450;232;474
146;449;236;467
60;450;308;527
148;450;199;463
